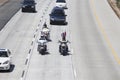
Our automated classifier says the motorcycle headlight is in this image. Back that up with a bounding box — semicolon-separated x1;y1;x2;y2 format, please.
40;46;44;49
3;61;9;64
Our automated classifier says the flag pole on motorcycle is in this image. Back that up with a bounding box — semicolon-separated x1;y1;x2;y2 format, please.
61;31;66;41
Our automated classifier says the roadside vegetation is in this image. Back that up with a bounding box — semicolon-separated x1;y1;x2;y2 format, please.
117;0;120;8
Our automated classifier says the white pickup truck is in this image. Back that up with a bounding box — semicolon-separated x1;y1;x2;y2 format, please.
56;0;67;9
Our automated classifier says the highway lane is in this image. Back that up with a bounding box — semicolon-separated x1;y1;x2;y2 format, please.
69;0;120;80
25;24;74;80
0;0;50;80
7;0;120;80
24;0;75;80
92;0;120;63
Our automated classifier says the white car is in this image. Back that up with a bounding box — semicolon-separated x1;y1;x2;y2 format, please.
56;0;67;9
0;49;12;71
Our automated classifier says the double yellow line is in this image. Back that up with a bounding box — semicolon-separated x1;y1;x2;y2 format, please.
90;0;120;64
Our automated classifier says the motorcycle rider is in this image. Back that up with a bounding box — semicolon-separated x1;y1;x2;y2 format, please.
41;22;50;40
59;32;69;54
42;22;50;32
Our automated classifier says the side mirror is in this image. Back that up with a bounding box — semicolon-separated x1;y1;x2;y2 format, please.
67;40;70;43
58;40;60;43
10;55;12;58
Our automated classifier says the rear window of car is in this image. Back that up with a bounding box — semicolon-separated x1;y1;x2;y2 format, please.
52;9;65;16
56;0;66;3
23;0;35;4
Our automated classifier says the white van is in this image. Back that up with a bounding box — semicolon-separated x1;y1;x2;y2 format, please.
56;0;67;9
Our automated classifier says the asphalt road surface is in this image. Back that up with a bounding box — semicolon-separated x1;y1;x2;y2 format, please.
70;0;120;80
0;0;120;80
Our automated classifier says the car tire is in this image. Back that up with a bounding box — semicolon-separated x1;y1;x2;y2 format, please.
64;22;67;25
33;8;36;12
22;9;25;12
7;65;11;72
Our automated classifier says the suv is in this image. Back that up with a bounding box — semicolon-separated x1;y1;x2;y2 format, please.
22;0;36;12
0;49;12;71
56;0;67;9
49;7;67;25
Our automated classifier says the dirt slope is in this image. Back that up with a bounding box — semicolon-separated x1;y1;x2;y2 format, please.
108;0;120;19
0;0;9;6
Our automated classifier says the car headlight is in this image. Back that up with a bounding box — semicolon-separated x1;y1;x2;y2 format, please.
51;17;55;21
22;6;26;8
31;6;34;8
3;61;9;64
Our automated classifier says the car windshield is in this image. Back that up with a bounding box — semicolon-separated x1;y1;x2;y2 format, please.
52;9;64;16
0;51;8;57
56;0;66;2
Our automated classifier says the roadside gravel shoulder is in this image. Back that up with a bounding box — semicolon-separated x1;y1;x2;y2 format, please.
0;0;22;30
108;0;120;19
0;0;9;6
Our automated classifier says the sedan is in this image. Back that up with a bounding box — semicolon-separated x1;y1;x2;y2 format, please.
50;7;67;25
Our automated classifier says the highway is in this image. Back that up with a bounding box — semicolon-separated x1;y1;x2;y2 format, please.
0;0;120;80
70;0;120;80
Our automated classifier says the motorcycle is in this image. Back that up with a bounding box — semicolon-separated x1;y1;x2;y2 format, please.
59;40;69;55
37;38;47;55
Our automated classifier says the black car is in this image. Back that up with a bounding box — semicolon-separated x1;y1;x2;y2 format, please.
22;0;36;12
49;7;67;25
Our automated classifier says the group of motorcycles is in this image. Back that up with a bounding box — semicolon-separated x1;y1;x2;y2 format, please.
37;23;69;55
